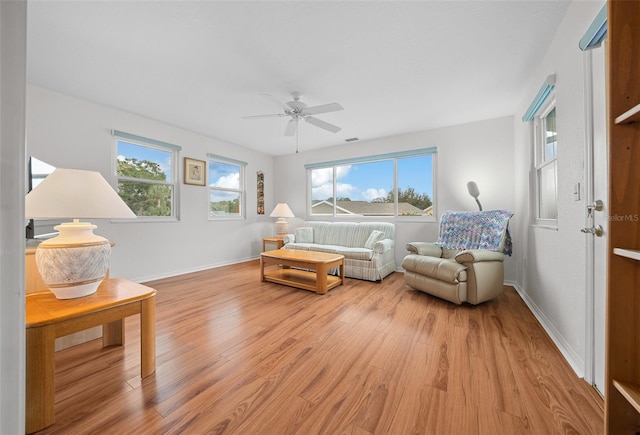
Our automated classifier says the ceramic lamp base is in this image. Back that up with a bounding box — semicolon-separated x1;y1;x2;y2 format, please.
35;220;111;299
275;218;289;236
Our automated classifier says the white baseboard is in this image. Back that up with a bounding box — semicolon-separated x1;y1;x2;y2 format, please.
130;255;259;284
506;280;584;378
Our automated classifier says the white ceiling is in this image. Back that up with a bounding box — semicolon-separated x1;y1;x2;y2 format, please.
26;1;572;156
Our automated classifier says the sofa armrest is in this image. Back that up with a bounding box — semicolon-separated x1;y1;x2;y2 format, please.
406;242;442;257
373;238;394;254
283;234;295;244
455;249;504;264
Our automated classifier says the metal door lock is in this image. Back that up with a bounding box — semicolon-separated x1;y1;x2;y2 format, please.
581;225;604;237
587;199;604;216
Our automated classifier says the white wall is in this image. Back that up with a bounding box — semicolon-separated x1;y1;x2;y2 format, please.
26;85;275;282
273;116;516;280
513;0;604;375
25;86;515;285
0;1;27;432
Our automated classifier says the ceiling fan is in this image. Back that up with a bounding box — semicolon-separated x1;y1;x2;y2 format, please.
243;92;344;137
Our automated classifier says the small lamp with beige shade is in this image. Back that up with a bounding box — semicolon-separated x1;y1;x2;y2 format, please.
269;203;295;236
25;168;136;299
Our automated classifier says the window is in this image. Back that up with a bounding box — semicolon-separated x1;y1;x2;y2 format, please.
534;103;558;223
208;154;246;219
307;149;436;218
113;131;180;219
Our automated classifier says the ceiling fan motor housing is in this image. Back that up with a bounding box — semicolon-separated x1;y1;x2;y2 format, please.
243;91;343;136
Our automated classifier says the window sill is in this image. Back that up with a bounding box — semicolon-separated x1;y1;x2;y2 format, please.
111;217;180;224
306;215;437;223
208;216;245;222
531;223;558;231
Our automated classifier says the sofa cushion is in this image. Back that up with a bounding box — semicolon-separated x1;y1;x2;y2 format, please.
334;246;374;261
285;243;373;261
364;230;384;249
295;227;314;243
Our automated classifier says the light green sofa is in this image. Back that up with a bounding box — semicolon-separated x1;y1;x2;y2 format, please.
283;221;396;281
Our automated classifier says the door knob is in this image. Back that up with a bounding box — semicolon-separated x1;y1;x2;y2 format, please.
587;199;604;216
581;225;603;237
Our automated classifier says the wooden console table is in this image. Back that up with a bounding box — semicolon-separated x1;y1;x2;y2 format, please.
25;278;157;433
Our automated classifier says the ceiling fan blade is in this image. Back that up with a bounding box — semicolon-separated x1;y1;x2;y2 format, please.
284;118;297;136
303;103;344;116
260;93;290;111
242;113;286;119
305;116;341;133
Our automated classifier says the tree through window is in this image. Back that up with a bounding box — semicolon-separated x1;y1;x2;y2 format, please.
114;132;179;218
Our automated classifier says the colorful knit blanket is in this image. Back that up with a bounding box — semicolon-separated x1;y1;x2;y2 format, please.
435;210;513;256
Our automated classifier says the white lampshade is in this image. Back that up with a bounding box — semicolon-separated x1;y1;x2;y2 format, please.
25;168;136;299
26;168;136;220
269;203;295;218
269;203;294;236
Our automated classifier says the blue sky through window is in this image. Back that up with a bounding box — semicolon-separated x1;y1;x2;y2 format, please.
209;161;240;189
116;140;173;181
398;154;432;195
312;154;433;202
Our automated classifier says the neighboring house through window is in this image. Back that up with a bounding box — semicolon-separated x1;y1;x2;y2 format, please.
306;148;436;218
208;153;246;219
113;130;180;219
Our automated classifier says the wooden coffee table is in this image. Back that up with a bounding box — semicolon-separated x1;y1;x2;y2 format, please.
260;249;345;294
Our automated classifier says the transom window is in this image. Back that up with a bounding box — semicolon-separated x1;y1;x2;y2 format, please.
208;154;246;219
307;149;436;218
113;131;180;219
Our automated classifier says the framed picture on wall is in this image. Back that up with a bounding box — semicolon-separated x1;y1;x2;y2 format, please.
184;157;206;186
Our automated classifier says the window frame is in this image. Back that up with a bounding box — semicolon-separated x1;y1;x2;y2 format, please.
112;131;180;222
533;98;558;227
207;154;246;221
305;148;436;221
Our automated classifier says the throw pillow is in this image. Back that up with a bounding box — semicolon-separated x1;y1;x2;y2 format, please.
295;227;313;243
364;230;384;249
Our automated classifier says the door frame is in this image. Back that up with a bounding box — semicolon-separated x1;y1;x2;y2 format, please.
582;43;608;395
583;48;597;387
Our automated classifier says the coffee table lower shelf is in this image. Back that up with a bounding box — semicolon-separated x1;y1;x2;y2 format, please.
263;268;343;293
260;249;345;295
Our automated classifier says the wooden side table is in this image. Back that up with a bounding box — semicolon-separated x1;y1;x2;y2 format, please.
262;236;285;252
25;278;156;433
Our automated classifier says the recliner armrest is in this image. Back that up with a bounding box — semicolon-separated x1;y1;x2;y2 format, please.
455;249;504;264
406;242;442;257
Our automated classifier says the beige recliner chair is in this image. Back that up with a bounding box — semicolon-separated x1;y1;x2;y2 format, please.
402;210;513;305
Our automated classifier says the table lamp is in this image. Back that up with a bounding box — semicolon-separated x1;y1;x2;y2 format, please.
25;168;136;299
269;203;295;236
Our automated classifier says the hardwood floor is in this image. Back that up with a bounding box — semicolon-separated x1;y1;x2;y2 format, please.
39;261;603;434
